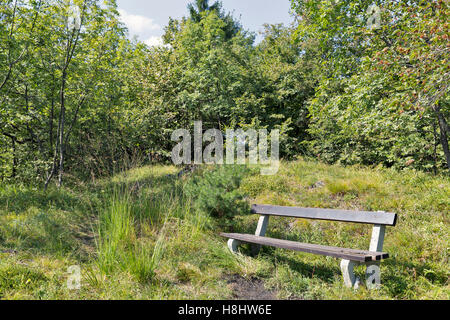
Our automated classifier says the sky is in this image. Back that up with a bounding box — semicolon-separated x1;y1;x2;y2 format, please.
116;0;294;46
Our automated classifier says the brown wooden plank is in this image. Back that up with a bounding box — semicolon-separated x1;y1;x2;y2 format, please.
246;233;389;261
251;204;397;226
221;233;389;262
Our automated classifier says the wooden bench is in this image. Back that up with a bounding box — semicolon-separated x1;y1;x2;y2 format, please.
221;204;397;289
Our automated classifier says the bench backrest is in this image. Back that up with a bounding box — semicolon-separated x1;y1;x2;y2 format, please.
251;205;397;226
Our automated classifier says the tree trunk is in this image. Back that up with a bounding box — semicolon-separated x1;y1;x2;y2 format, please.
49;77;55;157
11;138;17;178
44;2;82;190
435;105;450;170
58;71;66;188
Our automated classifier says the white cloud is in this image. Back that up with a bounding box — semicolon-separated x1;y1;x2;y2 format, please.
118;9;161;35
144;36;164;47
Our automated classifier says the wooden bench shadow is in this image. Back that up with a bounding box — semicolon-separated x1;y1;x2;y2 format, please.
262;247;339;284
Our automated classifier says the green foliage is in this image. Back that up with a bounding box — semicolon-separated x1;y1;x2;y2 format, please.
254;24;319;156
1;0;448;187
183;165;251;218
187;0;242;40
0;0;151;183
291;0;450;171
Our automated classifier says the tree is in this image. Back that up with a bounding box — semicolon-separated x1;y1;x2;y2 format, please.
367;0;450;169
188;0;221;22
0;0;43;91
254;23;320;156
187;0;243;40
0;0;141;185
292;0;450;171
291;0;379;78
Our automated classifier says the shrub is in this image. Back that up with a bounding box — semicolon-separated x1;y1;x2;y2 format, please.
183;165;250;218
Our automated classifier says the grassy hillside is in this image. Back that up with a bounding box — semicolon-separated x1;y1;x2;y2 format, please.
0;160;448;300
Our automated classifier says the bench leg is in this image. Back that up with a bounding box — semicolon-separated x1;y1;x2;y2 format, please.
366;223;385;289
365;262;381;290
340;260;361;289
252;215;270;256
227;239;241;254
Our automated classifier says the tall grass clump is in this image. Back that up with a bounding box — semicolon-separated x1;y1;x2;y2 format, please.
96;190;165;283
96;191;133;274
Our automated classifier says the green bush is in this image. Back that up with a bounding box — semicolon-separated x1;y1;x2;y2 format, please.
183;165;251;218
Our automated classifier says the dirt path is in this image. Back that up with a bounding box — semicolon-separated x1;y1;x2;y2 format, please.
226;275;277;300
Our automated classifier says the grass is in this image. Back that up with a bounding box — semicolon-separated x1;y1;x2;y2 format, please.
0;159;448;300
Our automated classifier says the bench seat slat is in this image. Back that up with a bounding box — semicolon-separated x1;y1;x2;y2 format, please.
251;205;397;226
221;233;389;262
